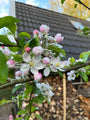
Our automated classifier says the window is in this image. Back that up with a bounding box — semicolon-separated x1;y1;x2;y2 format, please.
70;20;84;29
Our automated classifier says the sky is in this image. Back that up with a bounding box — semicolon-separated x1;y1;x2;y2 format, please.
0;0;49;18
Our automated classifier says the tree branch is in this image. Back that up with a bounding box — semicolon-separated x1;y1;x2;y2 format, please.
0;43;18;47
0;61;90;90
79;0;90;10
0;78;33;90
64;60;90;72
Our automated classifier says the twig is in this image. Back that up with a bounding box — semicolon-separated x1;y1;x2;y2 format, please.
0;43;18;47
0;78;34;90
64;60;90;72
0;61;90;90
79;0;90;10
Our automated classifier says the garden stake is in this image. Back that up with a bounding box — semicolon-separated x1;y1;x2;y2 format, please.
63;73;66;120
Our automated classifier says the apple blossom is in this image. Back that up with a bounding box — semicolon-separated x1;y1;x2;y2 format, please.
46;36;55;43
9;115;13;120
15;71;22;79
42;57;50;64
43;49;50;56
7;59;15;68
75;59;83;62
1;46;5;49
67;70;76;81
40;24;50;34
32;46;44;55
34;73;42;81
21;52;44;74
25;47;31;52
36;82;54;102
33;29;39;37
55;33;64;43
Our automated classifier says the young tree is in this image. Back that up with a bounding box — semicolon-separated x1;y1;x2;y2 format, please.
49;0;90;19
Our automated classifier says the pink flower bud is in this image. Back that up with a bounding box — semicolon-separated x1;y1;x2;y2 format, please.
3;48;11;56
34;73;42;81
33;46;44;55
55;33;64;43
7;60;15;68
43;49;50;57
1;46;5;49
16;115;19;118
40;24;50;34
15;71;22;77
9;115;13;120
47;36;55;43
25;47;31;52
42;57;50;64
33;29;39;36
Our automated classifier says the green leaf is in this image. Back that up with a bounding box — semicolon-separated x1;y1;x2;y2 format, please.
0;35;19;52
12;54;23;62
0;35;12;44
18;37;25;49
29;38;39;49
24;115;30;120
77;71;88;82
61;0;66;4
74;0;80;3
31;106;37;113
0;99;12;106
17;110;27;116
69;57;75;64
23;83;33;99
74;4;78;8
0;16;20;35
80;51;90;62
34;94;45;104
82;26;90;36
12;84;23;94
57;70;63;77
35;114;43;120
0;51;8;83
18;32;31;39
48;44;66;57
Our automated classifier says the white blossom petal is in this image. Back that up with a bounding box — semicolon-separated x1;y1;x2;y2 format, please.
35;62;44;70
44;67;50;76
57;67;65;72
23;52;31;63
20;63;30;73
50;65;57;72
31;67;38;74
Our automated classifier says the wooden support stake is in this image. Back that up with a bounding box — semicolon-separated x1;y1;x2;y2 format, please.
63;73;66;120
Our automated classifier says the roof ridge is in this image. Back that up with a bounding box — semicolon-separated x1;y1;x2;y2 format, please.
15;1;90;23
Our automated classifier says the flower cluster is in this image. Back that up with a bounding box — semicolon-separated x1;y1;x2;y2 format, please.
6;24;88;104
9;115;18;120
36;82;54;102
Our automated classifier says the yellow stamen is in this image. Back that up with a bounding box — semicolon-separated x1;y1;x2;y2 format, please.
29;62;34;66
56;62;60;67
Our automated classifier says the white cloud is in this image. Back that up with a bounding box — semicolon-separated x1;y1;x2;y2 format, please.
25;0;39;6
0;0;9;5
0;11;8;17
0;0;9;17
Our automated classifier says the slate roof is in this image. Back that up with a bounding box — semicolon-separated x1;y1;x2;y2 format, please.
15;2;90;59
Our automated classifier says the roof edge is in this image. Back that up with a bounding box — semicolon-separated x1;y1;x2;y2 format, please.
15;1;90;23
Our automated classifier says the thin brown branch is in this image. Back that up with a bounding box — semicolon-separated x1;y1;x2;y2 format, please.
64;60;90;72
0;78;34;90
15;38;19;45
0;43;18;47
79;0;90;10
0;61;90;90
